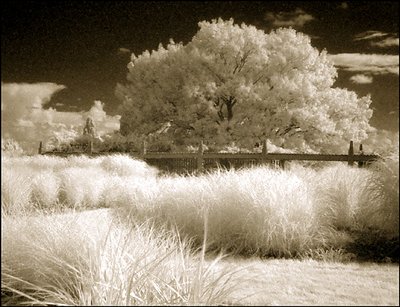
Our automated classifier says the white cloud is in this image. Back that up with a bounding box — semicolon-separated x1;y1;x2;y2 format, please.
362;129;399;156
1;82;66;122
1;82;121;153
371;37;399;48
264;8;314;28
118;47;131;54
349;74;373;84
354;31;399;48
354;31;388;41
328;53;399;75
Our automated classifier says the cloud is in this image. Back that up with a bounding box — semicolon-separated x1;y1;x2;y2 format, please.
264;8;314;28
349;74;373;84
118;47;131;54
328;53;399;75
371;37;399;48
1;82;121;153
354;31;399;48
354;31;389;41
362;129;399;155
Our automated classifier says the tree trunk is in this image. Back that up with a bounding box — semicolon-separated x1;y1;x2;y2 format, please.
226;96;236;121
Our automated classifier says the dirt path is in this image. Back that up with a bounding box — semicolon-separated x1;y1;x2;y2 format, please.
216;256;399;305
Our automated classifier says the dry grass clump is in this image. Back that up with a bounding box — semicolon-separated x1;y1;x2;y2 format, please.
100;154;159;177
57;167;108;209
1;154;158;214
30;170;61;210
307;164;371;231
2;154;69;171
1;211;242;306
113;159;399;260
1;167;33;215
357;156;399;237
113;167;327;257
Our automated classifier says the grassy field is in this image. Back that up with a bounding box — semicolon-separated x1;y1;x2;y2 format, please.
1;153;399;305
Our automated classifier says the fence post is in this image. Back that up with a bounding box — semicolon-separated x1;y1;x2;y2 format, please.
88;139;93;155
262;139;268;165
141;140;147;157
280;160;285;170
358;143;364;168
348;140;354;166
197;140;204;172
38;141;43;154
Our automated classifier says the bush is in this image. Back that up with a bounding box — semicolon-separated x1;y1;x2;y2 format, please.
1;138;24;157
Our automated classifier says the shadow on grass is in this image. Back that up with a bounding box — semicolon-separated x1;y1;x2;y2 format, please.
344;229;399;263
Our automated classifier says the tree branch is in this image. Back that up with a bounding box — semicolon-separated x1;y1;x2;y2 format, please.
232;49;252;75
201;62;225;83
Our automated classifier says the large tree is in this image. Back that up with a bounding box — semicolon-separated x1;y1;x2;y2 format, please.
116;18;374;153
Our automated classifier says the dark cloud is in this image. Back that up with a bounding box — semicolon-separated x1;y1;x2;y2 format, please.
264;8;314;29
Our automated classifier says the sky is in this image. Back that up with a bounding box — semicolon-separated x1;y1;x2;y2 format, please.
1;1;399;153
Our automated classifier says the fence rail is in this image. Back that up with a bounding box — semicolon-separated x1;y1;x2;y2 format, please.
39;139;380;174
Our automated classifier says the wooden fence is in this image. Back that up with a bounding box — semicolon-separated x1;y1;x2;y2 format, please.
39;140;380;174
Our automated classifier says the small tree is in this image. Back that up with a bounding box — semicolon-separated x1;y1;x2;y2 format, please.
83;117;95;137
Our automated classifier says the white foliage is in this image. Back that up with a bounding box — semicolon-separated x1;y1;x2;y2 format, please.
117;18;374;153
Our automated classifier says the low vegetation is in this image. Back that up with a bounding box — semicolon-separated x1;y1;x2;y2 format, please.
1;152;399;305
2;211;243;305
2;153;398;260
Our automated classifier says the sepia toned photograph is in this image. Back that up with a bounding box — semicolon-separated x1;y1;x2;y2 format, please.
1;1;399;305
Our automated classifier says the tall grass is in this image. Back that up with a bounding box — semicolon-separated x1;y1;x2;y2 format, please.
1;211;243;306
2;153;398;258
112;167;322;256
357;157;399;237
113;167;330;257
1;154;158;214
112;159;399;258
1;167;33;215
2;152;399;305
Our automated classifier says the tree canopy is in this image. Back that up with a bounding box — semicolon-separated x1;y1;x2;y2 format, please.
116;18;374;153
